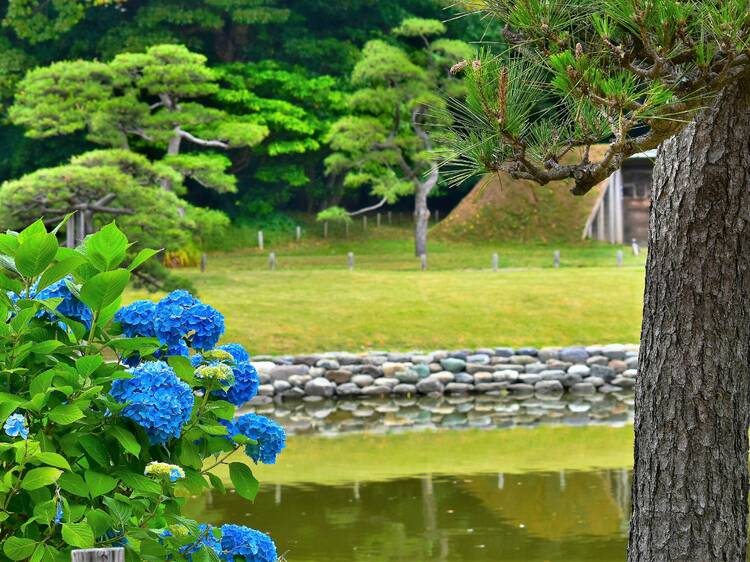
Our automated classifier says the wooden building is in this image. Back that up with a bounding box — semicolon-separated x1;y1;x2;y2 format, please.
583;150;655;245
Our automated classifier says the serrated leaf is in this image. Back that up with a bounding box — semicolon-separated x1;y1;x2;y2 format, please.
76;355;103;377
79;434;110;467
48;404;84;425
58;471;88;497
108;426;141;456
84;222;128;271
84;470;118;498
34;452;71;470
21;467;62;490
128;248;160;271
2;537;38;560
36;255;87;292
79;269;130;312
15;233;57;277
62;522;95;548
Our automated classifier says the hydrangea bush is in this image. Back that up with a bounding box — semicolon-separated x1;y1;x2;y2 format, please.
0;219;285;561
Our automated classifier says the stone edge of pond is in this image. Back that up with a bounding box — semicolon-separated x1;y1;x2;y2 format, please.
246;344;638;403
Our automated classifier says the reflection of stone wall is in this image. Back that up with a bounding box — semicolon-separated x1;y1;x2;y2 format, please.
250;344;639;401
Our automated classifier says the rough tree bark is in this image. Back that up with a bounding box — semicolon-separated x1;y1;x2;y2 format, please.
628;79;750;561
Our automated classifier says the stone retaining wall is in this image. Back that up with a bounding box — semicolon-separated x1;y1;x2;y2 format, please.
249;344;639;401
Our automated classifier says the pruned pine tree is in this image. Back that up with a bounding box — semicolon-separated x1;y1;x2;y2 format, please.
441;1;750;560
9;44;268;193
323;18;472;256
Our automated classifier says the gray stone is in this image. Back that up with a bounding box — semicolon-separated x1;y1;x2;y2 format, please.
494;370;519;383
411;354;432;364
374;377;399;388
445;382;473;394
336;353;361;365
440;357;467;373
455;373;474;384
559;346;589;363
280;387;305;399
602;344;626;360
309;367;325;378
534;380;565;395
287;374;312;387
492;364;525;372
623;369;638;378
273;380;291;392
475;382;510;393
257;372;271;385
508;383;534;396
466;353;491;365
586;355;609;366
598;384;623;394
416;378;444;394
570;382;596;395
519;373;542;385
567;364;591;377
590;364;616;382
351;374;374;387
304;377;334;397
395;370;419;384
540;370;566;381
625;357;639;369
315;358;340;370
258;384;275;396
538;347;561;362
325;370;352;384
524;362;548;374
253;361;277;376
294;355;322;366
517;347;538;356
335;383;362;396
495;347;515;357
561;373;583;388
412;364;431;378
509;354;536;365
428;362;442;373
361;385;391;396
387;352;413;362
473;372;495;384
382;362;408;377
586;376;605;387
467;363;496;374
393;384;417;395
609;360;627;373
359;365;382;376
433;371;455;384
612;376;636;389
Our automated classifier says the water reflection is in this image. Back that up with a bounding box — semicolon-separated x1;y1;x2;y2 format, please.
186;468;632;561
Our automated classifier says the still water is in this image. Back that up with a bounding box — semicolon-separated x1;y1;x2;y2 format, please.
191;468;631;562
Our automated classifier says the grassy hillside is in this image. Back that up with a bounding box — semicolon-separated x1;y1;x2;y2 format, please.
434;146;609;243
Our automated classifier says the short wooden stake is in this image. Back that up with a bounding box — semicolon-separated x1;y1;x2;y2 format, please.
616;250;624;267
387;211;392;225
200;253;207;273
296;225;301;242
66;216;76;248
435;210;440;222
376;213;381;227
363;215;367;231
492;253;499;272
72;548;125;562
631;238;640;256
553;250;560;269
269;252;276;271
420;254;427;271
348;252;354;271
323;222;328;238
258;230;264;250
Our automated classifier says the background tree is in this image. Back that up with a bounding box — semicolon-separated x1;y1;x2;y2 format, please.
323;18;472;256
441;1;750;559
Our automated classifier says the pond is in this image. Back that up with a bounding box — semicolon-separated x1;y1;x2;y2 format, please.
186;423;635;561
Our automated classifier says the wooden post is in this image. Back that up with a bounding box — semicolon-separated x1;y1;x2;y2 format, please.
435;210;440;223
348;252;354;271
617;250;624;267
66;215;76;248
258;230;264;250
72;548;125;562
363;215;367;231
376;213;381;227
553;250;560;269
269;252;276;271
200;253;207;273
323;222;328;239
76;212;86;244
492;253;499;272
295;225;301;242
631;238;640;256
420;254;427;271
387;211;392;225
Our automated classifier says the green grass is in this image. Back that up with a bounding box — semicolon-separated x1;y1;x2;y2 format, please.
210;426;635;486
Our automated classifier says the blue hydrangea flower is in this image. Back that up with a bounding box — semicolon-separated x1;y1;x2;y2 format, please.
160;290;199;309
185;304;225;350
110;361;194;444
4;413;28;440
218;343;250;363
154;303;190;346
36;278;93;329
154;294;224;351
115;300;157;337
219;524;277;562
54;499;63;525
234;414;286;465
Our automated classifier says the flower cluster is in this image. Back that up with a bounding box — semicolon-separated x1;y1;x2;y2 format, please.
192;343;259;406
219;524;277;562
110;361;194;444
4;413;28;440
8;276;92;330
225;413;286;465
195;363;235;384
117;290;225;357
144;461;185;483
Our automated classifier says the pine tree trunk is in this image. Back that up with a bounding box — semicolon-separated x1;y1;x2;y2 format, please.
414;183;430;257
628;80;750;561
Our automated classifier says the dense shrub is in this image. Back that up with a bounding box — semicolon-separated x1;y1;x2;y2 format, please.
0;219;284;561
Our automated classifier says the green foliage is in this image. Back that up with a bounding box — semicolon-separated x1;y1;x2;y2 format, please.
0;220;268;560
316;206;353;224
392;17;447;37
443;0;750;194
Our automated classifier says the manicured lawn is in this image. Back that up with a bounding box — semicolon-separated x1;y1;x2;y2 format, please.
128;263;645;354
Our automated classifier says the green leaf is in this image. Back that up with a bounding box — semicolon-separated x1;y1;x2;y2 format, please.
228;462;259;501
34;452;71;470
37;255;87;292
168;355;196;383
116;471;161;496
84;470;118;498
86;509;112;537
30;340;65;355
127;248;160;271
207;472;226;494
62;522;95;548
0;233;19;256
48;404;84;425
79;434;110;467
108;426;141;456
2;537;38;560
15;233;57;277
84;222;129;271
21;467;62;490
79;269;130;311
58;471;88;497
29;369;57;397
75;355;103;377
